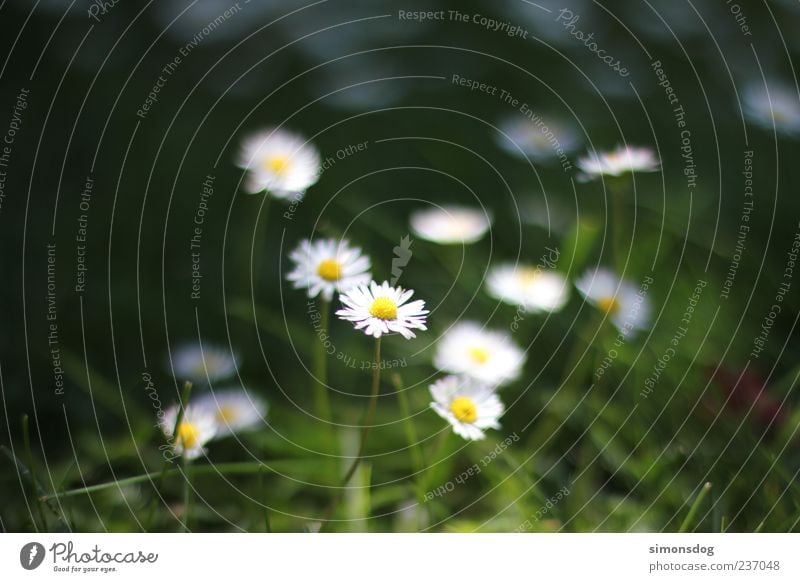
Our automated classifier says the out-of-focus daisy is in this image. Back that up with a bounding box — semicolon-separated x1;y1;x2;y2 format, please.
286;238;372;301
171;343;238;384
429;375;504;441
192;388;267;437
496;115;581;161
159;404;217;460
742;82;800;137
577;145;659;180
336;281;428;339
486;263;570;312
409;206;491;245
235;127;321;198
575;268;651;336
434;321;526;387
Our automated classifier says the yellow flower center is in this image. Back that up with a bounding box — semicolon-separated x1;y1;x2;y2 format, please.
265;155;291;175
177;421;200;449
217;406;236;423
517;267;541;287
369;297;398;320
468;347;490;364
317;259;342;281
450;396;478;423
598;296;620;314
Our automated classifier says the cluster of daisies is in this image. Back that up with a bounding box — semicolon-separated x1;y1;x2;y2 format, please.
160;126;667;462
161;345;266;459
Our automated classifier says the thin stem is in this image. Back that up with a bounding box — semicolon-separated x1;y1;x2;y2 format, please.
312;298;333;423
145;381;192;530
679;482;712;533
319;337;382;529
249;194;272;297
22;414;47;531
391;374;425;499
181;456;192;532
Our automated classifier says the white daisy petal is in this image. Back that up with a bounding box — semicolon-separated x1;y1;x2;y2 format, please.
485;263;570;312
576;145;659;181
286;238;372;301
429;376;505;441
575;267;652;336
159;404;218;460
433;321;526;388
171;343;238;384
191;388;268;437
496;115;581;161
410;206;492;245
742;82;800;137
335;280;429;339
235;127;321;198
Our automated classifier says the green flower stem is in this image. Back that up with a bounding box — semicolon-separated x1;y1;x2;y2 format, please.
679;482;712;533
181;456;192;532
390;373;425;497
144;381;192;530
319;337;382;529
248;194;272;297
22;414;48;531
312;298;333;424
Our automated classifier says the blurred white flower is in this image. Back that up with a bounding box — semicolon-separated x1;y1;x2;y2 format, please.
429;375;504;441
286;238;372;301
575;268;651;335
742;82;800;137
160;404;217;460
577;145;659;180
171;343;238;384
486;264;570;312
409;205;492;245
235;127;321;198
434;321;526;387
192;388;267;437
496;115;581;161
336;281;429;339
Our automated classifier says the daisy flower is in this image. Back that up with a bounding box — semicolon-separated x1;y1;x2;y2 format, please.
192;388;268;437
159;404;217;460
409;206;492;245
496;115;581;161
742;82;800;137
486;263;570;312
171;343;238;384
429;375;504;441
575;268;651;336
576;145;659;180
235;127;321;198
434;321;526;387
336;281;429;339
286;238;372;301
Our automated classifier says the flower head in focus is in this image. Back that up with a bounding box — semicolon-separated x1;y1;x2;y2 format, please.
409;205;491;245
336;281;429;339
577;145;659;180
286;238;372;301
171;343;238;384
429;375;504;441
235;127;321;198
434;321;526;387
575;268;651;336
159;404;217;460
486;263;570;312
